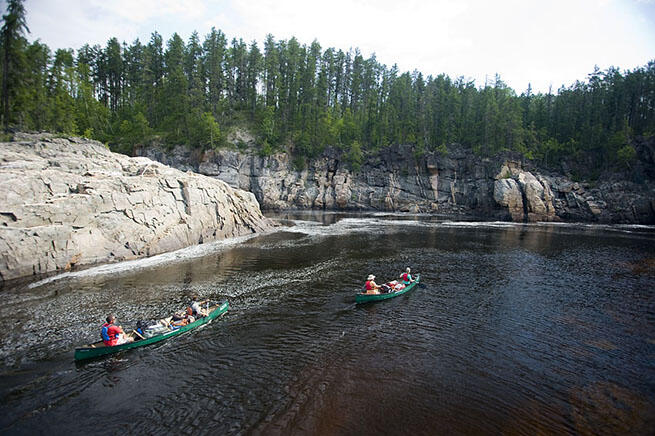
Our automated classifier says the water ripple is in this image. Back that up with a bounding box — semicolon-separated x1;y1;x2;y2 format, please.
1;213;654;435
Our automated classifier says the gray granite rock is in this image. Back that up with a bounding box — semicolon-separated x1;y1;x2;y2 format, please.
135;141;655;224
0;133;272;282
494;178;524;222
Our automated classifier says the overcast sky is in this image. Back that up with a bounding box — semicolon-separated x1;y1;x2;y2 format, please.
12;0;655;94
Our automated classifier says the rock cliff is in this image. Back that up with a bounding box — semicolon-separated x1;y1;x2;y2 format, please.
137;140;655;224
0;134;272;282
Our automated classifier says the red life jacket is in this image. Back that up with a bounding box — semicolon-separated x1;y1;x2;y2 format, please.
101;323;121;346
402;273;409;282
365;280;376;291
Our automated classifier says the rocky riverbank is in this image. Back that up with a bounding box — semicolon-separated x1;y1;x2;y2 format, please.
0;133;272;282
136;136;655;224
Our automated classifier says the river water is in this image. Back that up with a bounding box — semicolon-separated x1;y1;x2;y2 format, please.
0;212;654;435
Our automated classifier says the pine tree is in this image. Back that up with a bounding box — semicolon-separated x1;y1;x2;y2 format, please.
1;0;29;131
22;40;50;130
144;32;164;127
263;34;278;109
246;40;262;117
105;38;123;112
162;33;188;143
203;27;227;118
48;49;77;133
185;31;205;112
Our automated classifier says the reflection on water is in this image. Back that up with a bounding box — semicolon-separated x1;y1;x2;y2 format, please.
1;212;654;435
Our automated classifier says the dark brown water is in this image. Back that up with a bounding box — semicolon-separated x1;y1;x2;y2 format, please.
1;212;654;435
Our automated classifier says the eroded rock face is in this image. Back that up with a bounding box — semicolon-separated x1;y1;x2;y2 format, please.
492;165;559;222
137;144;500;217
493;178;524;222
491;161;655;223
136;142;655;224
0;134;272;282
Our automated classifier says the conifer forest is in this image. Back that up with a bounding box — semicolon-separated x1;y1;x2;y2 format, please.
2;0;654;176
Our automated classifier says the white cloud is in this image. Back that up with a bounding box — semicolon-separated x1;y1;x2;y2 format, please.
25;0;208;48
107;0;207;22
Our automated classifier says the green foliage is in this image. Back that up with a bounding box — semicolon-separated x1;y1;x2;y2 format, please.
258;139;274;156
294;131;314;158
189;111;221;149
257;105;277;144
108;109;152;153
343;140;363;171
413;142;426;159
292;155;306;171
338;109;359;146
616;144;636;168
119;112;151;145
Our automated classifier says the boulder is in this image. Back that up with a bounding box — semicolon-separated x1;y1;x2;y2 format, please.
516;171;557;222
494;178;524;221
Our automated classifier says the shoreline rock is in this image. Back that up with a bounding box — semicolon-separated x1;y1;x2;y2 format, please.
0;133;273;282
136;142;655;224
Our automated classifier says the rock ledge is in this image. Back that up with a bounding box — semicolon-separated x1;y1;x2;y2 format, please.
0;133;272;282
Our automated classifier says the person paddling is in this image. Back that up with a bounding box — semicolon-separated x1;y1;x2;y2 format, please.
190;295;209;318
101;314;134;346
400;267;415;285
364;274;381;294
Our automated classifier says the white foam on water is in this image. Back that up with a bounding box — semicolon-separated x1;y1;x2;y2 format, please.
285;217;375;235
286;219;323;227
616;224;655;230
369;211;432;218
28;232;264;289
284;215;655;238
440;220;522;228
534;221;655;235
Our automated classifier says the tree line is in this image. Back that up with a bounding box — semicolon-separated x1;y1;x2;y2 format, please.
2;0;654;175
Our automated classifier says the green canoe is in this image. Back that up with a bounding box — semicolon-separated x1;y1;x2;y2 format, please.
74;300;229;361
355;274;421;304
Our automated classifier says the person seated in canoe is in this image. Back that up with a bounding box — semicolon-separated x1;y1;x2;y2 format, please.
170;307;195;327
101;314;134;346
364;274;381;294
190;295;209;318
400;267;415;285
